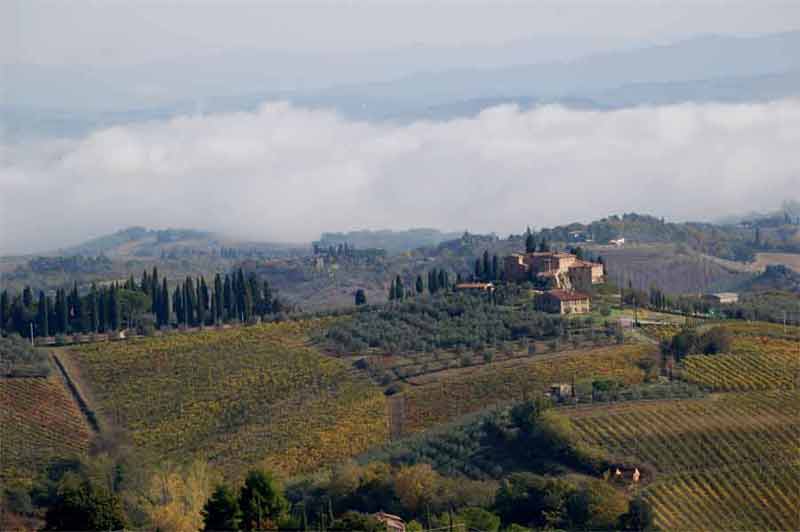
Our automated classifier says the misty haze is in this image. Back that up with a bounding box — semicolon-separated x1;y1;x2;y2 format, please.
1;2;799;532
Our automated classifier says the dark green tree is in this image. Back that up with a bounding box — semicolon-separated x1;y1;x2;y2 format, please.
239;470;288;531
44;477;128;531
109;285;121;331
202;484;242;532
355;289;367;306
482;250;491;282
89;285;99;333
415;275;424;295
37;291;49;337
214;274;224;322
161;278;170;326
525;228;536;253
619;495;655;531
0;290;9;331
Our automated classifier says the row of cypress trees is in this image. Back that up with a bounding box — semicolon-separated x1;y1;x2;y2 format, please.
0;267;282;337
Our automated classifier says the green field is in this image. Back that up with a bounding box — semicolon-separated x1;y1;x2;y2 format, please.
68;321;388;479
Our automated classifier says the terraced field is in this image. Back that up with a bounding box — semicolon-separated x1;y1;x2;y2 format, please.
402;344;654;434
570;391;800;531
68;320;388;479
0;377;92;482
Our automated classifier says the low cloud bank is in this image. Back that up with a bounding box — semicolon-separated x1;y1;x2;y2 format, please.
2;100;799;254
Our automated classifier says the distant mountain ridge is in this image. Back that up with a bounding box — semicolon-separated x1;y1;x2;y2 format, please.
4;31;800;138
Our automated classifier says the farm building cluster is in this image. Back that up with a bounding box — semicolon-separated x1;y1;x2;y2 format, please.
507;251;603;314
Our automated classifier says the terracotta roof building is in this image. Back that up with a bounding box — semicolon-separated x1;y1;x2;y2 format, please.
538;289;591;314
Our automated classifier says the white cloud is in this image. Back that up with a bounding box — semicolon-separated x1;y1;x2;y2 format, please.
2;100;799;254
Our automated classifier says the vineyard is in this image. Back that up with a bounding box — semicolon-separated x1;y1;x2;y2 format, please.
401;344;654;434
569;391;800;531
684;335;800;391
68;320;388;479
0;377;92;483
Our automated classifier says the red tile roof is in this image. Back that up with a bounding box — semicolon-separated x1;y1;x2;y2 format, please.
546;289;590;301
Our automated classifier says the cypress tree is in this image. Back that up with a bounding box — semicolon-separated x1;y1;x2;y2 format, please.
0;290;9;331
161;278;170;326
262;280;272;315
482;250;490;282
415;275;424;295
214;274;223;322
492;254;499;281
22;286;33;309
388;279;396;301
525;228;536;253
37;291;49;337
70;281;82;329
223;275;233;320
438;270;448;290
109;285;121;331
474;258;482;281
58;289;69;333
173;286;183;326
90;284;99;333
394;275;404;301
184;278;195;326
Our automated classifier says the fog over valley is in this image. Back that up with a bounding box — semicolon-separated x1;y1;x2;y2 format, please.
2;99;799;254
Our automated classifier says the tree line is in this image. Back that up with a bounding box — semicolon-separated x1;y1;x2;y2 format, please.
0;268;284;338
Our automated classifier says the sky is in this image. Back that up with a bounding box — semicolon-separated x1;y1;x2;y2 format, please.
3;1;800;66
1;1;800;254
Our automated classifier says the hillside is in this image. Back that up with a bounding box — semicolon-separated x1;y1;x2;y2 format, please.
65;320;388;479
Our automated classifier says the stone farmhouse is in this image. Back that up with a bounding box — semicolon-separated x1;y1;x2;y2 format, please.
537;289;592;315
504;251;604;292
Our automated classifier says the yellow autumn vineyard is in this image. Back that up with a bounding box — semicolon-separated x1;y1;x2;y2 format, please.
0;377;93;483
684;335;800;391
569;391;800;531
403;344;654;433
68;320;388;479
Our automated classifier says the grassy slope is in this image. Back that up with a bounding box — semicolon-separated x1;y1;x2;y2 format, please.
68;320;388;479
0;376;93;483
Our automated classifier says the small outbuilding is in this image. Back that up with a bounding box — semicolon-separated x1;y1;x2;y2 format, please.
703;292;739;305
